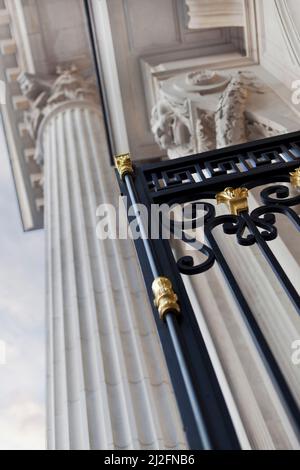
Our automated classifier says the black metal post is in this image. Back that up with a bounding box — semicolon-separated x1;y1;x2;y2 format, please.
124;173;213;450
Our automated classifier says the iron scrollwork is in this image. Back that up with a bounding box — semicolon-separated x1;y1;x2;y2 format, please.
117;131;300;447
170;180;299;276
165;161;300;430
168;198;216;275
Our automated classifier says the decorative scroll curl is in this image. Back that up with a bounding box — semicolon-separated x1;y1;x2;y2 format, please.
167;180;299;277
260;184;300;207
205;210;277;247
168;201;216;275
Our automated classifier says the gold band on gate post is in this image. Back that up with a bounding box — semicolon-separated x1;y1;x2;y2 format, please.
152;277;181;321
216;187;249;215
115;153;134;181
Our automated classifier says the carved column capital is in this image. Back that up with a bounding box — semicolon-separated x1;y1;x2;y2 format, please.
18;66;98;165
151;69;270;159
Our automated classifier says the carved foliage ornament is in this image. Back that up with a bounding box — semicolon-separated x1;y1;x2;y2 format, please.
19;66;97;141
151;69;271;158
151;98;194;158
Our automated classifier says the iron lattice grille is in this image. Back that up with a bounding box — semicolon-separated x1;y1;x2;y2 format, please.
116;131;300;450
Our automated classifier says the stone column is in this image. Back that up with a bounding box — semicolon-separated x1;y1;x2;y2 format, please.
20;69;187;450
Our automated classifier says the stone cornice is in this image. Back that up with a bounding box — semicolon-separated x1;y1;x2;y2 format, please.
186;0;245;29
0;0;43;230
5;0;35;73
0;0;95;231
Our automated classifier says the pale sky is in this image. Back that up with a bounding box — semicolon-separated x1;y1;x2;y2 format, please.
0;121;45;450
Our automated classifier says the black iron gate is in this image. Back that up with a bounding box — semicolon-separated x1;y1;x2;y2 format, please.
115;131;300;450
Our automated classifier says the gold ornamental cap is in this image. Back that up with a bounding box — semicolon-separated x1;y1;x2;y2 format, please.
216;187;249;215
115;153;134;181
152;277;181;321
290;168;300;189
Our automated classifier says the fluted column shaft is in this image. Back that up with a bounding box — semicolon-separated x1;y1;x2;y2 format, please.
41;99;187;450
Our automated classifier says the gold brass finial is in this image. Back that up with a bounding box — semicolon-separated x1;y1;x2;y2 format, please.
216;187;249;215
152;277;181;321
115;153;134;180
290;168;300;188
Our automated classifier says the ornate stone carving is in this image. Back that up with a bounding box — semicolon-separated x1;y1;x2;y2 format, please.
246;118;284;140
214;70;283;147
185;70;230;93
151;98;194;159
47;65;97;105
151;69;283;159
19;72;53;141
195;110;216;152
19;66;97;144
215;72;249;148
151;70;229;157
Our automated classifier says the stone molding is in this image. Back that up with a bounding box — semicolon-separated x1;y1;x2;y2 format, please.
186;0;245;30
0;0;43;228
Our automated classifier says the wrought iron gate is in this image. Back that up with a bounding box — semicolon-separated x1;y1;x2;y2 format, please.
115;131;300;450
